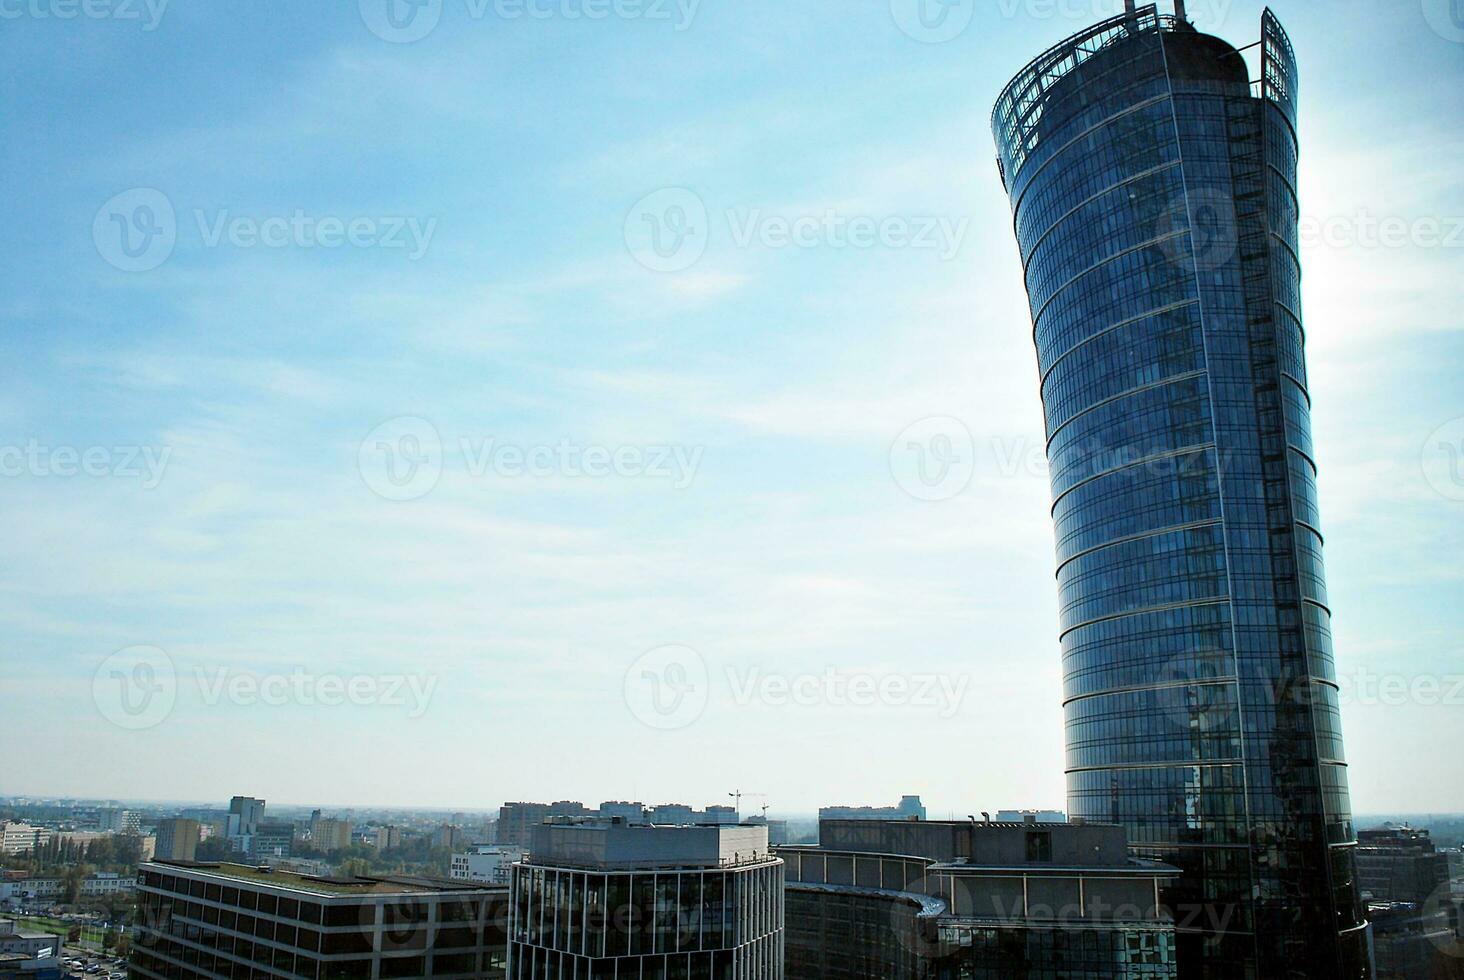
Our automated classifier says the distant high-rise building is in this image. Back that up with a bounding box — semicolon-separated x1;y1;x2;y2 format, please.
508;819;783;977
994;809;1066;824
646;803;739;825
253;822;296;859
227;796;265;838
375;825;403;850
783;817;1178;978
597;801;646;824
97;808;141;834
1356;825;1457;977
818;795;925;822
310;817;352;853
495;802;591;848
992;5;1367;974
1356;825;1452;906
154;819;200;862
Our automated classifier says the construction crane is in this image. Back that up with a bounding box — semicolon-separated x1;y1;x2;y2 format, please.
727;789;767;818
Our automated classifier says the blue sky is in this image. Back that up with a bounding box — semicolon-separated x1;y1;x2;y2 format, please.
1;0;1461;817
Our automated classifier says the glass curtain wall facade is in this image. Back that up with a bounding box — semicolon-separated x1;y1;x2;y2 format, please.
506;861;784;979
991;7;1368;977
130;863;509;979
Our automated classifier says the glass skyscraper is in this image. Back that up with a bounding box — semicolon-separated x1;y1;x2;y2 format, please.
991;6;1369;977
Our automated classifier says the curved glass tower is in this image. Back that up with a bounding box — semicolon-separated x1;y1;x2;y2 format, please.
991;7;1369;977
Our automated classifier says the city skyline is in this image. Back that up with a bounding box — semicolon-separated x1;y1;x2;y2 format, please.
3;0;1462;825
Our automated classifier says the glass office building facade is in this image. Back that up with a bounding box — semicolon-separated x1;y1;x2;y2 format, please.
131;861;510;979
506;862;784;979
991;6;1369;977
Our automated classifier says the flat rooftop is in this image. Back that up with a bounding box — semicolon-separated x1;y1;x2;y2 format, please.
528;820;774;871
142;861;503;897
818;818;1133;867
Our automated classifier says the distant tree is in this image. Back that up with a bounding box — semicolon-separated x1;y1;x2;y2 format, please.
102;927;119;950
114;833;144;869
115;934;131;958
62;865;86;904
66;926;82;943
195;837;233;861
339;857;371;878
85;837;117;868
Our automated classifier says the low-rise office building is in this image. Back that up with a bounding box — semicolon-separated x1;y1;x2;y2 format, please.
254;823;298;859
508;819;784;979
0;873;137;905
451;846;526;886
131;860;510;979
0;919;60;980
781;818;1178;979
1367;901;1457;980
0;827;49;858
